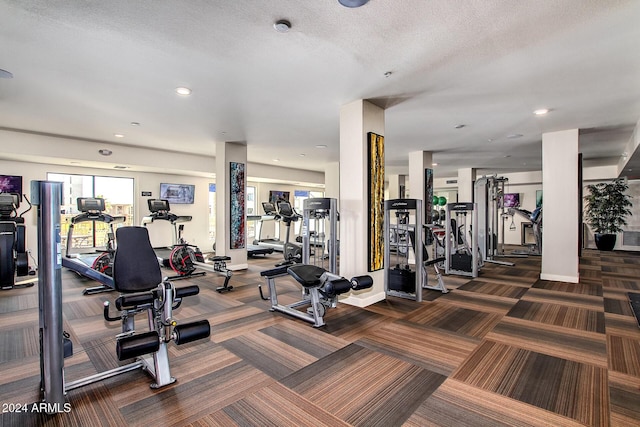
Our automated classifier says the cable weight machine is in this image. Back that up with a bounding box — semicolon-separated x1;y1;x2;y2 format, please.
384;199;447;303
444;202;479;278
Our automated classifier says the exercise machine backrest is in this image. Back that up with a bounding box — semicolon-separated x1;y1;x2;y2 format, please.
112;226;162;293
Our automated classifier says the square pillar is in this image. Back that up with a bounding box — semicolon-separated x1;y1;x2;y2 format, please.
541;129;579;283
339;100;385;307
457;168;476;202
216;141;248;270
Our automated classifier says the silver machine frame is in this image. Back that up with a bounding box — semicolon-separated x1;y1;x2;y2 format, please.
301;197;338;274
35;181;209;413
445;202;479;278
384;199;424;302
261;268;343;328
475;175;516;266
383;199;447;302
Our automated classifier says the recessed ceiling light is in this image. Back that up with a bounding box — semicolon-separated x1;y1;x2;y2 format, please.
338;0;370;7
113;165;129;169
503;155;511;158
454;124;465;129
114;133;124;138
273;20;291;33
507;134;523;139
431;162;438;166
384;71;392;78
533;108;549;115
299;154;306;157
130;122;140;126
315;144;327;149
0;68;13;79
175;87;192;96
98;149;112;156
273;158;280;162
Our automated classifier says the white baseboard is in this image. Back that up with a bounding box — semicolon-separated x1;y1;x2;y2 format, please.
228;263;248;271
540;273;579;283
340;291;386;308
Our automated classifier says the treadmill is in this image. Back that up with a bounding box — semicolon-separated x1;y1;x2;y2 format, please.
63;197;124;294
247;214;275;257
252;202;284;252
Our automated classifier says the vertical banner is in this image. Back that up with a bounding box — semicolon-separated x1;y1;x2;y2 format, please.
367;132;385;271
229;161;246;249
424;168;433;245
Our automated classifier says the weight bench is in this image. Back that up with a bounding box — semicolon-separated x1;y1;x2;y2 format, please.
67;226;211;391
259;264;373;327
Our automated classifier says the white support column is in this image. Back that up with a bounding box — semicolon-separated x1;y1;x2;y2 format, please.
541;129;579;283
409;151;433;200
216;141;248;270
388;175;399;199
324;162;340;199
339;99;385;307
457;168;476;202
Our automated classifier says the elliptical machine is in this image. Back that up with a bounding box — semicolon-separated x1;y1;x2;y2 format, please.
276;200;303;266
0;193;35;290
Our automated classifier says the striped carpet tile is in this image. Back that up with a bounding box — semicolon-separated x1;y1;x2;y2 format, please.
357;320;479;376
216;382;350;427
403;301;503;338
486;317;608;367
506;300;605;333
281;343;445;426
406;378;588;427
452;340;609;426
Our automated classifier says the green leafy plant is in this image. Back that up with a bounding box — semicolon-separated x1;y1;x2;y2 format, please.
584;178;633;234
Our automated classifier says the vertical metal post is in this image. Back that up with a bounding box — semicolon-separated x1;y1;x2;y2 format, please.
415;199;423;302
328;198;337;275
34;180;65;411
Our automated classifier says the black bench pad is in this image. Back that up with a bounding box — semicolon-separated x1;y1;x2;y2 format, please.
209;256;231;262
260;265;290;277
287;264;326;288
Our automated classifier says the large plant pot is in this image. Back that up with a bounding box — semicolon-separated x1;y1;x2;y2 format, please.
594;233;617;251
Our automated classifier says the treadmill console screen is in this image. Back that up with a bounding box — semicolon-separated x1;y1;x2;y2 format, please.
262;202;277;215
77;197;105;212
148;199;170;213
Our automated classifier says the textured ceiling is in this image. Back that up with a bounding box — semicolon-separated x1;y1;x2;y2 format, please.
1;0;639;179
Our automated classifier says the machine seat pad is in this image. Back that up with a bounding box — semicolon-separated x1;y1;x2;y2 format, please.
209;256;231;262
260;265;290;277
425;257;446;266
116;292;155;310
287;264;326;288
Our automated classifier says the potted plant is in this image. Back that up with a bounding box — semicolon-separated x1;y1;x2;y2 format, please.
584;178;633;251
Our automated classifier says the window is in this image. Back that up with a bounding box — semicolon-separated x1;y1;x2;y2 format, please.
208;183;216;240
246;186;256;239
47;173;134;251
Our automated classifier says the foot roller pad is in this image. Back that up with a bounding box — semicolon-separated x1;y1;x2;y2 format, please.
351;275;373;290
116;331;160;361
324;278;352;296
174;320;211;345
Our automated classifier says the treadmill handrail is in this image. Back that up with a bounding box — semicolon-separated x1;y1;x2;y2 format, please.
70;212;126;225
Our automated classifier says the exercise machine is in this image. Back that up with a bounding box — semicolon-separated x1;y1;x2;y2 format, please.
0;192;35;289
276;200;303;266
63;197;125;295
301;197;338;274
384;199;447;302
475;175;516;266
246;215;275;257
253;202;284;252
142;199;233;291
445;202;480;278
508;206;542;255
259;264;372;327
35;181;211;413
